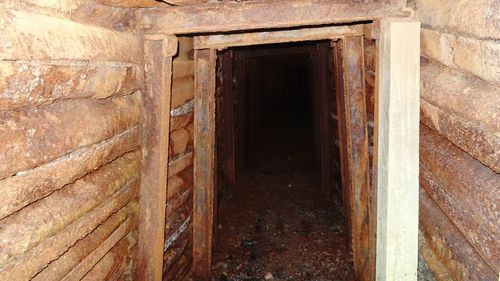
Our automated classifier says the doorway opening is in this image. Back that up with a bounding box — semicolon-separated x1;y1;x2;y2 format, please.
211;41;354;280
139;20;420;281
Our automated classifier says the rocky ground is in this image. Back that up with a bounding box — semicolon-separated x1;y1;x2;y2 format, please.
209;125;354;281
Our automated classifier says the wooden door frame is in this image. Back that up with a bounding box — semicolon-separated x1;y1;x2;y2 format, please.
190;19;420;281
137;34;178;281
192;25;369;280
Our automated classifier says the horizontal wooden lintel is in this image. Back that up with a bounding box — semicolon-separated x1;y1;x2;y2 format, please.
143;0;409;34
193;25;364;49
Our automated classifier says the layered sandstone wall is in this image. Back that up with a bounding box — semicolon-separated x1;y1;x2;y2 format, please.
0;1;144;280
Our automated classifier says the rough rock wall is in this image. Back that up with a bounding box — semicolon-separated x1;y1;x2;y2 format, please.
0;1;143;280
163;37;195;280
413;1;500;280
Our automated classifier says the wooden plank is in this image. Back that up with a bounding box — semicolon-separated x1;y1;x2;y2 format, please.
367;36;379;281
61;216;135;281
97;0;166;7
31;204;134;281
137;35;177;281
375;20;420;281
222;51;236;190
418;231;453;281
235;45;313;59
0;8;141;63
0;127;139;220
145;0;409;34
311;46;323;176
332;41;351;239
318;43;333;198
193;25;364;49
233;57;247;169
340;36;372;281
0;181;138;280
420;60;500;173
0;93;141;180
0;62;142;111
2;0;141;32
192;48;216;280
419;189;498;281
420;28;500;85
420;125;499;271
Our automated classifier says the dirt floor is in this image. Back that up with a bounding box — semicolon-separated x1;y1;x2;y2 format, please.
210;118;355;281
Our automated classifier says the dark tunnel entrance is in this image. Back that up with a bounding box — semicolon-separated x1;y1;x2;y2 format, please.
211;41;354;280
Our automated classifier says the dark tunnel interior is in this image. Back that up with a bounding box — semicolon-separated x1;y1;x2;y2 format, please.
211;41;355;281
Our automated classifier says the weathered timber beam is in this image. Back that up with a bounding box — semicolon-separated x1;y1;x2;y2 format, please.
235;46;313;59
0;8;141;63
421;28;500;85
340;36;371;281
61;214;136;281
418;232;453;281
0;153;139;267
97;0;167;7
1;0;139;32
0;93;141;180
414;0;500;40
419;189;498;281
0;62;143;111
0;179;138;280
420;125;499;271
137;35;177;281
82;237;130;280
144;0;410;34
31;204;135;281
421;60;499;134
193;25;364;49
420;99;500;173
0;128;139;220
193;48;216;280
420;59;500;172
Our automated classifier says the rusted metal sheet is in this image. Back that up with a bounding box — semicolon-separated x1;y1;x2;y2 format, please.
193;48;217;280
193;25;364;49
340;36;372;281
420;125;499;272
419;188;498;281
144;0;409;34
137;35;177;281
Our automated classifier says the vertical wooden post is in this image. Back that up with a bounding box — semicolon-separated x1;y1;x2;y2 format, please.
222;51;236;189
318;43;332;198
193;48;217;280
332;41;351;235
138;34;177;281
341;36;372;281
375;19;420;281
233;56;247;169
